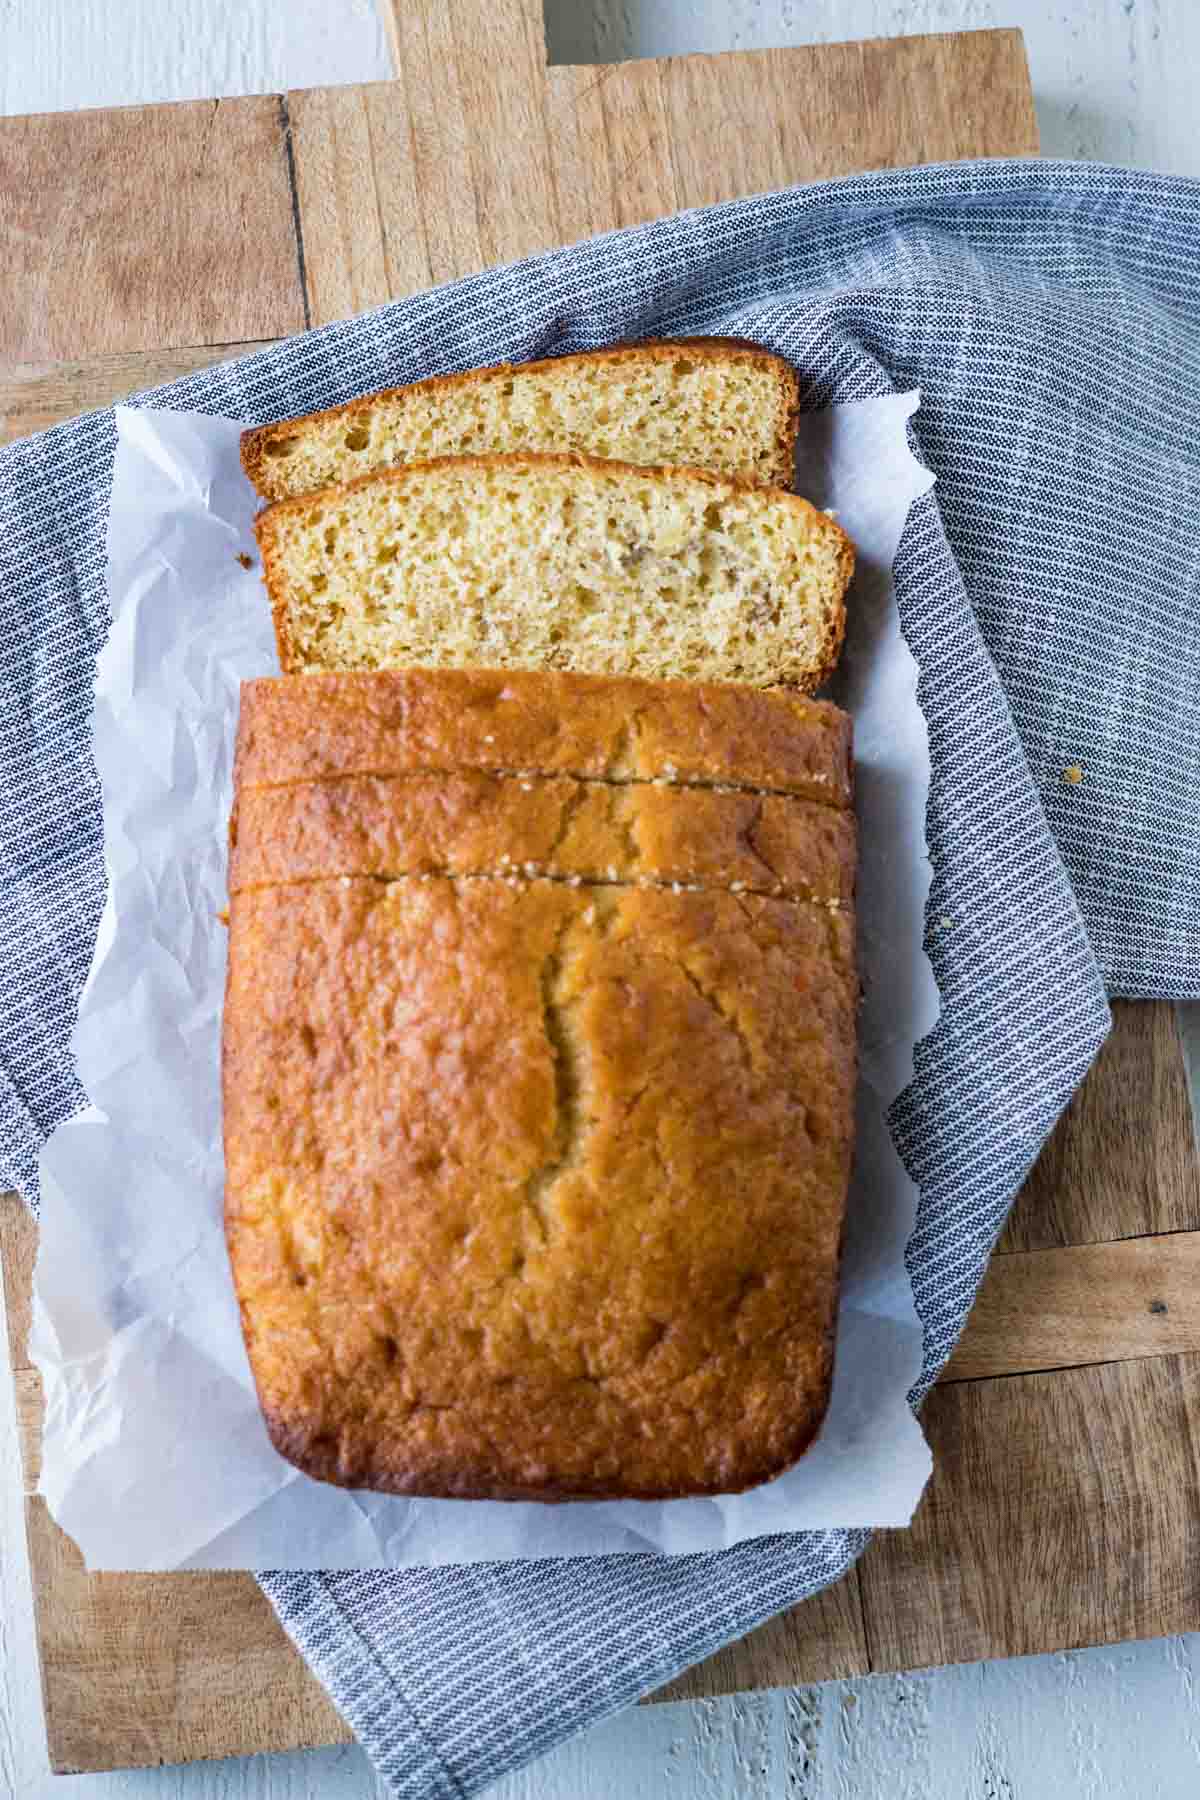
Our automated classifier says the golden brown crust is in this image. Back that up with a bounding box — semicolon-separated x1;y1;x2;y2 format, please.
233;667;854;808
224;668;856;1501
240;340;800;500
253;450;852;687
224;877;855;1500
228;770;857;904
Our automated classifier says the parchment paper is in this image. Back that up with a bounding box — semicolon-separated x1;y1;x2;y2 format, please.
33;392;937;1569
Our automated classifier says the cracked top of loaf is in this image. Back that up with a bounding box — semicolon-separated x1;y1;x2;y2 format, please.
223;667;857;1500
232;665;854;804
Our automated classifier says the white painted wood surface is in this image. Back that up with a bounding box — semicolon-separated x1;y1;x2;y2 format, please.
2;1;1200;1794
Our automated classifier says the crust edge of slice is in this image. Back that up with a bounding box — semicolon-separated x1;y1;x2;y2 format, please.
240;338;800;499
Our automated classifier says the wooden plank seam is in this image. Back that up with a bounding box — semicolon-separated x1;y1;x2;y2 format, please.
278;95;314;332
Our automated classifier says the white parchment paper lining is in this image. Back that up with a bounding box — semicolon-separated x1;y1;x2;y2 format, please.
34;392;937;1569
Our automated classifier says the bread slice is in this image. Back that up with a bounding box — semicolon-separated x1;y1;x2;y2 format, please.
229;771;857;905
254;453;854;691
241;340;799;501
232;668;855;806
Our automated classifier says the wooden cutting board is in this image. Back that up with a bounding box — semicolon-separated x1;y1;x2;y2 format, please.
3;4;1197;1777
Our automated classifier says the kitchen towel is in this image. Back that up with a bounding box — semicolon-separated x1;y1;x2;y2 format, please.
2;158;1198;1794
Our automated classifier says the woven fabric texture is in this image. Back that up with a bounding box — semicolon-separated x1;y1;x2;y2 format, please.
5;159;1198;1794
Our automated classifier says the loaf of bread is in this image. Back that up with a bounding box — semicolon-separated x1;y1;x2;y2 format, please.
224;668;856;1501
254;452;853;690
240;340;800;501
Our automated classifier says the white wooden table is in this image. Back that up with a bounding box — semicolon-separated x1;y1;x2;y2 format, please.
2;3;1200;1794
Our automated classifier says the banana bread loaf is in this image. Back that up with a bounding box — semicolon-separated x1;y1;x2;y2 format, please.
224;668;857;1500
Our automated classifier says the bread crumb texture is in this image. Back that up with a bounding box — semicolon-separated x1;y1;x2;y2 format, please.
224;669;857;1500
241;341;799;500
255;453;853;690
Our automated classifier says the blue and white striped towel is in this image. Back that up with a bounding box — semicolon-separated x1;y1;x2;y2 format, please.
2;160;1197;1795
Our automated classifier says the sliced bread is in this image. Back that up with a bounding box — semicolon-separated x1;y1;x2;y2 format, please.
232;668;855;807
241;340;799;501
254;452;854;691
229;772;857;904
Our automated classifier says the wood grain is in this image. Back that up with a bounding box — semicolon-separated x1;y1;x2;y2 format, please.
0;98;306;360
859;1354;1200;1673
2;1193;32;1366
294;25;1038;324
0;30;1041;423
0;344;270;448
544;30;1037;245
942;1231;1200;1383
545;60;677;246
1000;1000;1200;1252
654;31;1034;210
389;0;557;270
25;1500;354;1775
293;0;559;325
285;84;432;323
